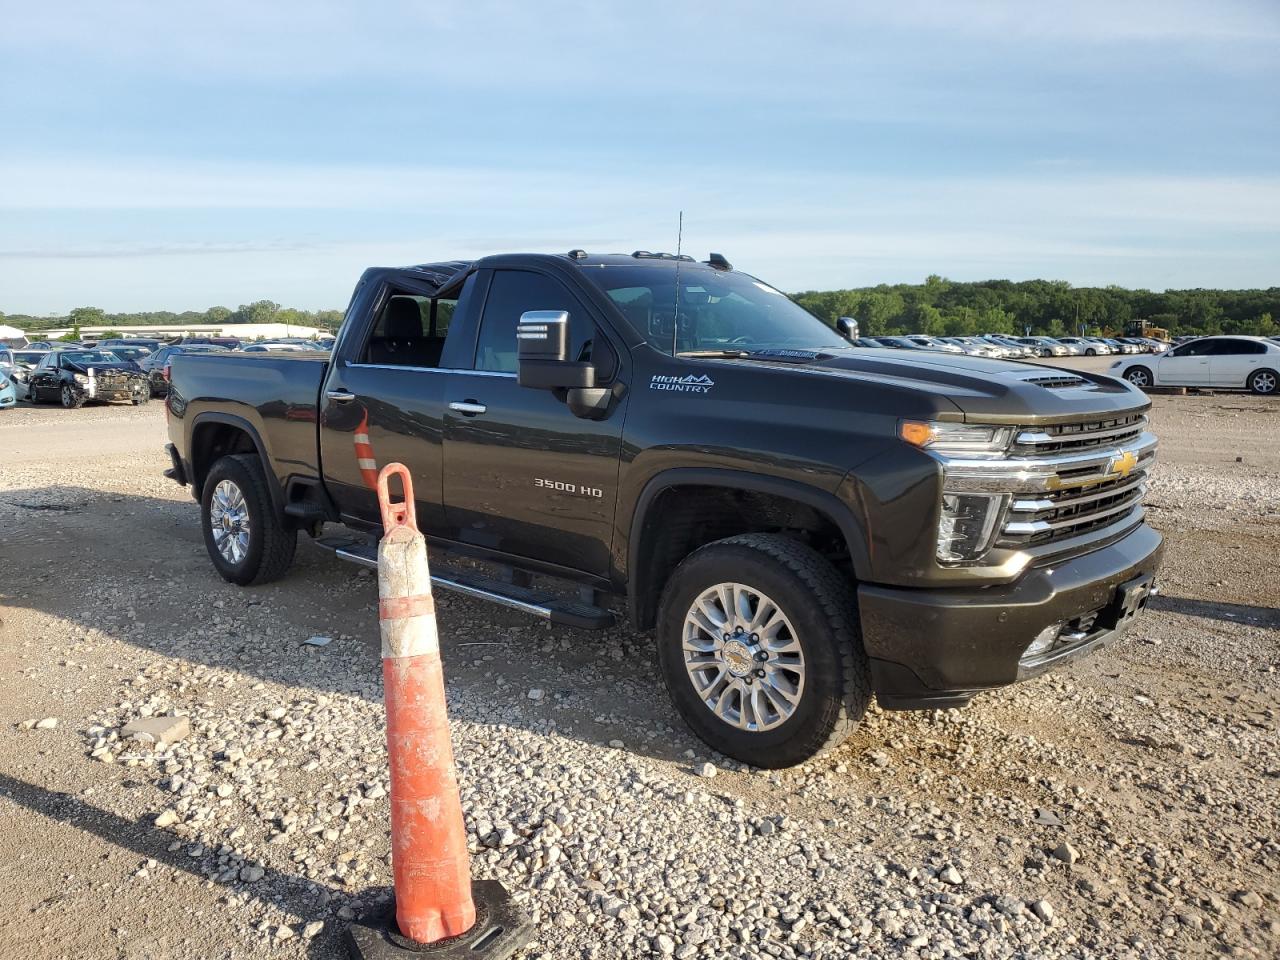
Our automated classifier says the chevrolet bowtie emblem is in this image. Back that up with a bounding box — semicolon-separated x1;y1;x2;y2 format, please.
1108;450;1139;478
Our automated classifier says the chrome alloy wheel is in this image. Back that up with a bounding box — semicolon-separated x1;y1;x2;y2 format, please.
682;583;805;732
1126;368;1151;387
1252;370;1277;394
210;479;251;565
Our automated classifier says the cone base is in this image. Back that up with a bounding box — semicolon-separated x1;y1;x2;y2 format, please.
344;880;532;959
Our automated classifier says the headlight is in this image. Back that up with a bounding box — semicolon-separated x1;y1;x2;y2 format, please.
937;492;1006;563
900;420;1015;458
0;378;8;389
73;373;89;384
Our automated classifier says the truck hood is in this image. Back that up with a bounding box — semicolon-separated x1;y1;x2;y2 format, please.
730;349;1147;424
64;361;143;376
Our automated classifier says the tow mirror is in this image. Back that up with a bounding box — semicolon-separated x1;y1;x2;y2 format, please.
517;311;595;390
836;316;859;341
516;310;613;420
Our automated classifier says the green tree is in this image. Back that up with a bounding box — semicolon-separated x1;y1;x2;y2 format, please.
231;300;281;325
69;306;106;328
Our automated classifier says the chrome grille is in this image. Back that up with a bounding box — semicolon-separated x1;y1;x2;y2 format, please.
994;426;1155;549
1011;413;1146;457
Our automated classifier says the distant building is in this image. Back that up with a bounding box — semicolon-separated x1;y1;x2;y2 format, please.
37;322;327;341
0;323;26;346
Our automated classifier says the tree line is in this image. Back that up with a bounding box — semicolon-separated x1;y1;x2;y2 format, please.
792;277;1278;339
2;300;345;334
3;279;1277;340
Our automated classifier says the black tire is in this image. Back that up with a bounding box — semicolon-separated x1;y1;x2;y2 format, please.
61;384;85;409
655;533;871;768
200;453;296;586
1124;366;1153;390
26;384;39;404
1248;368;1278;395
1085;348;1097;356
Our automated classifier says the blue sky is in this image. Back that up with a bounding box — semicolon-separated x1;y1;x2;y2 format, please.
1;0;1277;314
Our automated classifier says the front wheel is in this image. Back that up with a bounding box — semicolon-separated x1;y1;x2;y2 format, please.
656;534;871;768
1249;368;1278;395
61;384;85;409
1086;348;1097;356
1124;366;1153;390
201;454;297;585
131;382;150;405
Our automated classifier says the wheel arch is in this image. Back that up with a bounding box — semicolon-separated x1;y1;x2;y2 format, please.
626;468;871;632
189;413;284;514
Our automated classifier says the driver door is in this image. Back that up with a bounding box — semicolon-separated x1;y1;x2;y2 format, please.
1157;340;1212;384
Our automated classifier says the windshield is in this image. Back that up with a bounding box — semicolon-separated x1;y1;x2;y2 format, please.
61;351;121;365
583;264;848;355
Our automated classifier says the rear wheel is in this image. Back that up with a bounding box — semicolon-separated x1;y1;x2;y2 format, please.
1249;368;1278;395
201;454;296;585
1124;366;1153;390
656;534;871;768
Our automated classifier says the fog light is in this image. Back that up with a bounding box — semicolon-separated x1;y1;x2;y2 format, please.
1024;623;1063;659
936;492;1005;563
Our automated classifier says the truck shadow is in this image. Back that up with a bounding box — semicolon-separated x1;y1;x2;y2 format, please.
1148;594;1280;629
1;485;701;768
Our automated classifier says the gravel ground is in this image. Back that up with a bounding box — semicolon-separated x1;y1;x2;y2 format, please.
0;388;1277;960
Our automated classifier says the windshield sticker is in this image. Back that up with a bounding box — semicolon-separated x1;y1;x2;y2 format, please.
650;373;715;394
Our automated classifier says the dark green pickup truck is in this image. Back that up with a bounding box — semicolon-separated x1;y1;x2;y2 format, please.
165;251;1162;767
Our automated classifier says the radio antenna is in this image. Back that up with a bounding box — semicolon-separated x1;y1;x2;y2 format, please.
671;210;683;357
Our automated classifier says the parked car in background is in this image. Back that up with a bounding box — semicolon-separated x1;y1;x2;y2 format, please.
26;349;151;407
178;336;241;349
874;336;948;352
903;335;964;354
1056;336;1107;356
936;336;1003;358
99;338;167;352
851;337;886;348
239;342;312;353
1015;337;1069;357
0;352;16;409
1103;338;1140;355
979;335;1035;359
141;344;229;398
1111;336;1280;394
102;345;153;368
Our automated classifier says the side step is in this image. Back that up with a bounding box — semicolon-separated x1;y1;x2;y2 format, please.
311;535;615;631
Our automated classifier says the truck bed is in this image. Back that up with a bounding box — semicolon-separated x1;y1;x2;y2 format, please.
168;350;331;491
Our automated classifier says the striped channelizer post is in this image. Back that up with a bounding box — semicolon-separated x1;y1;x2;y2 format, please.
375;463;476;943
345;471;529;959
354;411;379;489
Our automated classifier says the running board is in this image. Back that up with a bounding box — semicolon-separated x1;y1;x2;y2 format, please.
312;535;615;630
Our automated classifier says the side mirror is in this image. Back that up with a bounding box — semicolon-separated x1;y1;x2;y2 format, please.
836;316;859;341
517;311;595;389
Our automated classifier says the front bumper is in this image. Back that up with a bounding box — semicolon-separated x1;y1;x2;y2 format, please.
859;523;1164;709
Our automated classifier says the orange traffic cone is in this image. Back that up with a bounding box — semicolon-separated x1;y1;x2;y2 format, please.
346;463;531;960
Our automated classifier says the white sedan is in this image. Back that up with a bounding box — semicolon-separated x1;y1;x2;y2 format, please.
1110;336;1280;395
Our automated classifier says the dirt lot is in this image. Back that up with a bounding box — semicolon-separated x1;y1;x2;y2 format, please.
0;386;1277;960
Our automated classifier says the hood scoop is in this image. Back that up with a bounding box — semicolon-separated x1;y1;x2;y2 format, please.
1018;373;1089;389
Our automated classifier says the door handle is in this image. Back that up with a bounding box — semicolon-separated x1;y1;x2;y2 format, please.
326;389;355;402
449;400;487;416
